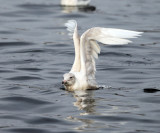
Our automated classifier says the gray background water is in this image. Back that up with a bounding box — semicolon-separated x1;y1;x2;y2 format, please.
0;0;160;133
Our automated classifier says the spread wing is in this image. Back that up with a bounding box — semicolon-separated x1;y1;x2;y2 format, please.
65;20;81;72
79;27;143;85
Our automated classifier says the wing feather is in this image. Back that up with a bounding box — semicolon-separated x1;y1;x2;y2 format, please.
65;20;77;37
101;28;143;38
95;36;132;45
90;40;100;54
80;27;143;86
91;49;98;59
65;20;81;72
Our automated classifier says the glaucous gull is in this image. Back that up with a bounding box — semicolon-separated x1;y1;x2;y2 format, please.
62;20;143;91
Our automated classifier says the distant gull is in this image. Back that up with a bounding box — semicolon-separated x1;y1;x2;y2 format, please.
62;20;143;91
61;0;91;6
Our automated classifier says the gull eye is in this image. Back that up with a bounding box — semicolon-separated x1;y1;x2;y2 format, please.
70;77;73;79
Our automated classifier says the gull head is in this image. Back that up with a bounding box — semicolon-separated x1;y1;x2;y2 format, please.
62;73;76;87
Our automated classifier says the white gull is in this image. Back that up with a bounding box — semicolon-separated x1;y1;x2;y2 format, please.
61;0;91;6
62;20;143;91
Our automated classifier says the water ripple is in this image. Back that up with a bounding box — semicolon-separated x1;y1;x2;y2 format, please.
6;76;43;81
0;0;160;133
0;42;34;47
6;128;53;133
1;96;50;105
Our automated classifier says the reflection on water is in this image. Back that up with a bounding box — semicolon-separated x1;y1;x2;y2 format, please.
1;0;160;133
73;90;96;115
67;89;131;132
61;5;96;13
67;90;96;131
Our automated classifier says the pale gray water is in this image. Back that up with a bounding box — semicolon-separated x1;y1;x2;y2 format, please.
0;0;160;133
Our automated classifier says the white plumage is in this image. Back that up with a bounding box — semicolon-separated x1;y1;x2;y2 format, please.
61;0;91;6
62;20;143;91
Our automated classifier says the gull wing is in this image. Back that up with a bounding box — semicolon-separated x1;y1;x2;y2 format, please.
79;27;143;85
65;20;81;72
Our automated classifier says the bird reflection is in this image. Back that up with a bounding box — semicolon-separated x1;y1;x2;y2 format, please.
66;90;97;131
61;5;96;13
73;90;96;115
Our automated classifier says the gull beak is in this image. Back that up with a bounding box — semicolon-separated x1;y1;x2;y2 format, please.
62;80;67;85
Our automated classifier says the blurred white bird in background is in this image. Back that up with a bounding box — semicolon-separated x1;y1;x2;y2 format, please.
61;0;91;6
62;20;143;91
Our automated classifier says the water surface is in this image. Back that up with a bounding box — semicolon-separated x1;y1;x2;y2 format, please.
0;0;160;133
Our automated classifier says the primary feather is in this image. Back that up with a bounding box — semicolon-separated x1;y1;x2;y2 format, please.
63;20;143;91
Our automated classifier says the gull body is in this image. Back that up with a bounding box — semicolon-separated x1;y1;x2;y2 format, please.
61;0;91;6
62;20;143;91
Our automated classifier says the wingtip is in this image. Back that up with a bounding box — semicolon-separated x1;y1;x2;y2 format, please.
64;20;78;35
